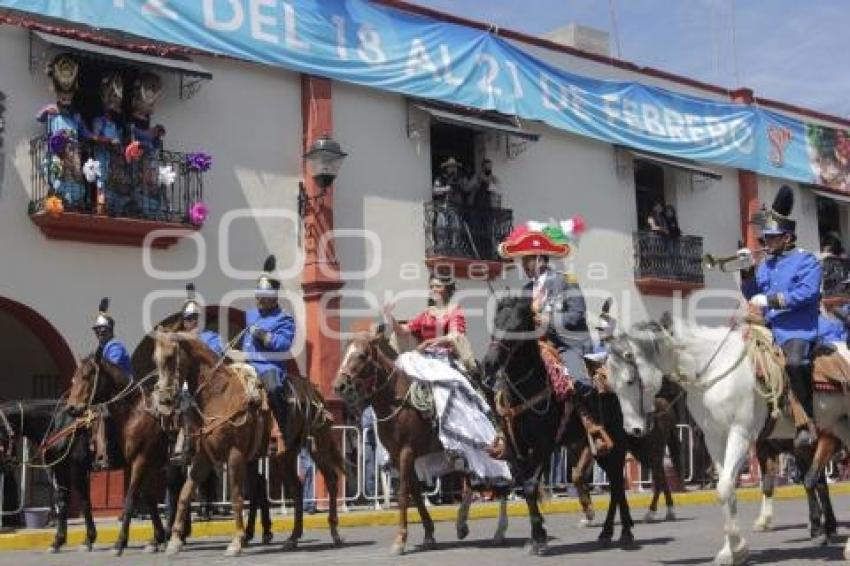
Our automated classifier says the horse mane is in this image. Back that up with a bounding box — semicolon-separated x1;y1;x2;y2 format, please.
177;333;219;368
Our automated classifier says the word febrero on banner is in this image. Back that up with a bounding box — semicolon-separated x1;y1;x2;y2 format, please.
3;0;848;191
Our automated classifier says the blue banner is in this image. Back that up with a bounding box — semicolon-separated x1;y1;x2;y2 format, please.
3;0;848;192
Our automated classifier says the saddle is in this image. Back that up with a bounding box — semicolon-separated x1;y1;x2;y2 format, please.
812;346;850;394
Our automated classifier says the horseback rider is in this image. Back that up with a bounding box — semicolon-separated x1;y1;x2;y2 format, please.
741;185;822;448
498;219;613;455
242;255;295;443
91;297;132;469
178;283;224;356
383;272;511;485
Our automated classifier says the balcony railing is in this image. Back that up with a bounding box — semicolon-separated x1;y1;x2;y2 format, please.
423;201;513;262
28;135;203;224
634;231;705;295
822;256;850;300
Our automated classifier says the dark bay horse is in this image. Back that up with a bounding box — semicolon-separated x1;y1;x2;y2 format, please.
334;331;510;555
482;295;634;553
65;355;172;555
0;398;96;553
568;396;683;526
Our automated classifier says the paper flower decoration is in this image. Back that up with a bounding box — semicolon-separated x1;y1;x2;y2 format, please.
186;152;212;172
158;165;177;187
124;140;143;163
48;131;69;154
82;159;102;183
188;201;209;226
44;195;64;218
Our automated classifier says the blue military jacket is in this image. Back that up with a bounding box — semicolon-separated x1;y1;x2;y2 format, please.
523;269;593;352
99;338;133;378
242;307;295;386
742;247;821;345
817;313;847;346
199;330;225;357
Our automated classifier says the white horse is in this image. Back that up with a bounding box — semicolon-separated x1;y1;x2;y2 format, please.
605;316;850;565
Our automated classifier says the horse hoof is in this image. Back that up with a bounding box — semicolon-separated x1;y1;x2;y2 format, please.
262;532;274;545
47;546;60;554
752;517;772;532
331;533;344;547
143;542;160;554
390;541;405;556
665;509;676;522
281;538;298;551
578;517;594;528
598;532;613;546
165;539;184;556
77;543;93;552
457;523;470;540
243;531;254;543
619;531;635;547
422;535;437;550
224;542;242;557
493;534;506;546
111;546;124;557
528;540;548;556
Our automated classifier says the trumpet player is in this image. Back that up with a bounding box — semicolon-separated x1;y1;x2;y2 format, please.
741;185;822;449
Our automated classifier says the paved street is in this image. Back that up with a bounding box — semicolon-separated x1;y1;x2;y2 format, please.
5;494;850;565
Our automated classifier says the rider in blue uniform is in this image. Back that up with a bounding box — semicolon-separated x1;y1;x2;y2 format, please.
242;255;296;441
178;283;224;357
741;185;822;448
91;297;132;469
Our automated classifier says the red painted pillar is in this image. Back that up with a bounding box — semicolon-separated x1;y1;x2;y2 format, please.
730;88;761;249
300;75;345;506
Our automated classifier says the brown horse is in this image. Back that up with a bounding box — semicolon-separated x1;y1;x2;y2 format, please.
334;331;510;556
567;396;683;527
243;372;346;550
65;355;171;555
154;331;271;557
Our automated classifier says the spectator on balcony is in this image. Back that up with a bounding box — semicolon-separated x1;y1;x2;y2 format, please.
89;73;128;216
647;202;669;236
432;157;465;254
664;204;682;238
468;158;501;208
37;54;86;209
819;233;846;260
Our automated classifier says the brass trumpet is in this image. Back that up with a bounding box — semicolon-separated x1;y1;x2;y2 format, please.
702;248;766;272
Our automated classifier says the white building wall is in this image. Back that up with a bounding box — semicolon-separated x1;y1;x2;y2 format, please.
0;25;304;360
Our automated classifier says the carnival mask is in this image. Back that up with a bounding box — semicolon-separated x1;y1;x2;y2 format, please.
100;73;124;114
49;54;79;108
131;72;163;118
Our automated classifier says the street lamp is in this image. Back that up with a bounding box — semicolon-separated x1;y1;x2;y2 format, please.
298;134;347;218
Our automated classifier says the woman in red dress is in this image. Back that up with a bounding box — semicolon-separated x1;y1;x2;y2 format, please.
382;273;510;487
384;273;466;360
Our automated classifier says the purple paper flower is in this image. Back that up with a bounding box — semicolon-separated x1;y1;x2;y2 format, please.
49;131;69;154
189;201;209;226
186;152;212;172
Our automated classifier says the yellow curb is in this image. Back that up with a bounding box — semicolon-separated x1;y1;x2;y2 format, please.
1;483;848;551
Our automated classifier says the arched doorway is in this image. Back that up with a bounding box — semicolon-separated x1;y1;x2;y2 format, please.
0;296;76;399
0;296;76;519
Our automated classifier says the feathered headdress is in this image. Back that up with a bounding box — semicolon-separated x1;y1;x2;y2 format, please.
92;296;114;330
256;254;280;296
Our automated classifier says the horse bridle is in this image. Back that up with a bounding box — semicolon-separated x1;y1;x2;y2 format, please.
608;342;655;431
337;340;400;412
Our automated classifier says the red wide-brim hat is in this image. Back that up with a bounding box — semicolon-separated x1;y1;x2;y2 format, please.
498;230;570;259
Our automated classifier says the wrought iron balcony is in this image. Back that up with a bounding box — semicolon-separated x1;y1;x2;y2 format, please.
822;256;850;301
423;200;512;278
27;135;204;248
634;231;705;295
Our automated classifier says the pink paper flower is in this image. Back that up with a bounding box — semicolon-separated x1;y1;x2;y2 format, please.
188;201;209;226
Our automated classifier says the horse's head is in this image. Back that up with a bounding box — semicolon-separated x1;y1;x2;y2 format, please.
482;294;536;381
66;355;110;415
606;317;677;437
152;327;195;405
334;327;396;416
